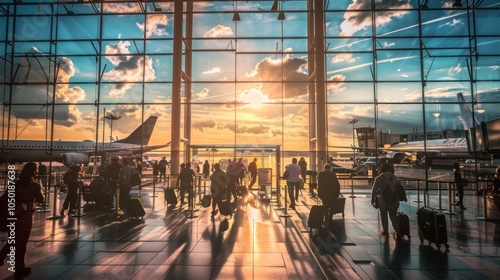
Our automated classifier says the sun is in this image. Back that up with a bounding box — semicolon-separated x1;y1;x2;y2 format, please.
242;89;269;107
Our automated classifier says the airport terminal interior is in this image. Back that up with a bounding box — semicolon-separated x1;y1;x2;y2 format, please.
1;0;500;279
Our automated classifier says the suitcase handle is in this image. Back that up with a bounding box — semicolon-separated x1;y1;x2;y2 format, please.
419;206;435;212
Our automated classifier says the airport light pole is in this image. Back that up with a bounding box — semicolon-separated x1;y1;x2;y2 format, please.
105;113;121;148
349;118;359;167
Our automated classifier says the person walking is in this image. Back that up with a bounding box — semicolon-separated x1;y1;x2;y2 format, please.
0;162;44;279
203;160;210;178
370;163;403;238
318;164;341;226
226;159;239;204
298;157;307;181
177;163;195;208
210;163;228;219
60;165;82;217
248;158;258;190
159;156;169;182
454;162;468;210
152;160;160;182
118;158;135;212
284;158;302;210
106;157;122;206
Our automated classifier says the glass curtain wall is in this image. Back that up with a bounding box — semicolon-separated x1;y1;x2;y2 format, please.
1;1;500;181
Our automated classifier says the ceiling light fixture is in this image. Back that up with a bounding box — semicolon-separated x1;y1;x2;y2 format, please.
232;11;241;21
277;1;285;20
232;1;240;21
277;11;285;20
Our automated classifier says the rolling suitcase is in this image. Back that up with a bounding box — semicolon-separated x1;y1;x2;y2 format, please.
417;206;448;249
164;188;177;206
331;194;346;217
127;197;146;218
308;205;325;233
397;211;411;240
219;201;232;216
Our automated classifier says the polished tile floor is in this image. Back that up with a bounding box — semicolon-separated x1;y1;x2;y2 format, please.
1;182;499;280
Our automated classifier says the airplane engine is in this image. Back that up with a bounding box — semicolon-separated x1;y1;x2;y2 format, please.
392;153;407;164
62;153;89;167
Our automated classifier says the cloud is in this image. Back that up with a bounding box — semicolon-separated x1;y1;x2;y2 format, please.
203;25;234;38
340;0;411;36
102;41;156;98
246;124;270;134
203;67;221;74
221;122;271;135
447;63;464;77
103;3;142;13
194;88;210;99
246;55;308;99
327;74;347;93
331;53;357;63
193;119;217;132
137;14;169;38
10;49;86;127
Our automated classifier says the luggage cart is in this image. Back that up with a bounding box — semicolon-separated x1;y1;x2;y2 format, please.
257;168;273;204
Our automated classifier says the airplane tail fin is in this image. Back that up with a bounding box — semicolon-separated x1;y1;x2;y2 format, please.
457;92;480;130
115;116;158;146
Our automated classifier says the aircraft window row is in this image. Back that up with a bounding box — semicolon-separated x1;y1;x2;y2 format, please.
2;145;105;149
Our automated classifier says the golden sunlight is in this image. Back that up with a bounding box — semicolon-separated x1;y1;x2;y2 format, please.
242;88;269;107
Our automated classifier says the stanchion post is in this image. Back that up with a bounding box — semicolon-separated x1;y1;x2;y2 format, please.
413;180;422;203
186;181;198;219
37;176;51;213
72;184;86;218
275;180;285;210
349;176;356;198
280;181;291;217
443;182;458;215
435;181;444;210
151;175;158;197
46;172;62;220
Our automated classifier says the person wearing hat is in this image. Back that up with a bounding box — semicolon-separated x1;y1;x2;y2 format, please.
318;164;341;226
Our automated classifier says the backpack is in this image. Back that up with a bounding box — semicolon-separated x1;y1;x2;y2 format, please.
380;175;398;204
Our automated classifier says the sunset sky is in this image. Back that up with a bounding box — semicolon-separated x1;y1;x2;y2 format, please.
2;0;500;153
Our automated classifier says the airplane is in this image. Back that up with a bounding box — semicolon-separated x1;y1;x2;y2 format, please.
1;116;170;166
385;92;479;164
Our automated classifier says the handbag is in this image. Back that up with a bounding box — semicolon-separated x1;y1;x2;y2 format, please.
283;170;289;179
202;194;212;208
219;218;229;232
